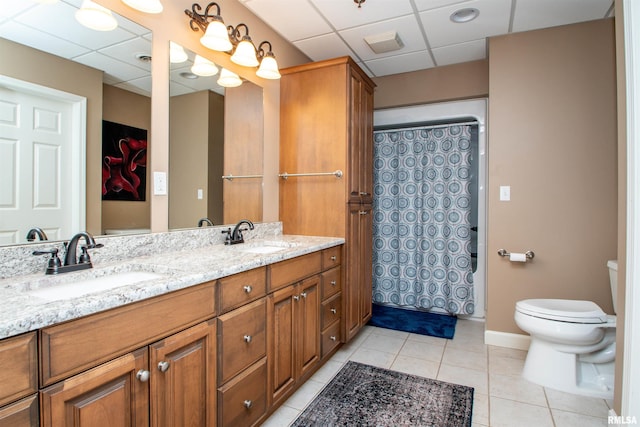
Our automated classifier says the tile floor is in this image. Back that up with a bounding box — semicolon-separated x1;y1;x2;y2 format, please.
261;319;613;427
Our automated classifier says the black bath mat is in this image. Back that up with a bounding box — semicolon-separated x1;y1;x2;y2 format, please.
291;361;474;427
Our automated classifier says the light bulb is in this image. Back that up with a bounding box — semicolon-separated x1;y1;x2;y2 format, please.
75;0;118;31
191;55;219;77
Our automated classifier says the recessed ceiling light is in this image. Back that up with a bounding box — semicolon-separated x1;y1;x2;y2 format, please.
135;53;152;63
180;72;198;80
450;8;479;24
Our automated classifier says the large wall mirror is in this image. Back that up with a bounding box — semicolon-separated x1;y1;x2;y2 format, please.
0;0;152;245
168;44;264;230
0;1;266;247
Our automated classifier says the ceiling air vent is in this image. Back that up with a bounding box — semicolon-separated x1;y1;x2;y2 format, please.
364;31;404;54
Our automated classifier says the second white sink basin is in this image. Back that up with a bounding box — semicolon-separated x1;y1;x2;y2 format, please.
28;271;165;302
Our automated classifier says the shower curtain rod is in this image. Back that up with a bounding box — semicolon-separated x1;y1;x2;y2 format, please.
374;119;479;132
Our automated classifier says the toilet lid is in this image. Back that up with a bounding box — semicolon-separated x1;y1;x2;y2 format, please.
516;299;608;323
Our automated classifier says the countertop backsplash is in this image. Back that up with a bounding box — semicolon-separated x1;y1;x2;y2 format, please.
0;222;283;280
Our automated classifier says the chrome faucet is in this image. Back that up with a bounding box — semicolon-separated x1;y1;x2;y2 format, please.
222;219;254;245
33;231;103;275
26;227;48;242
198;218;214;227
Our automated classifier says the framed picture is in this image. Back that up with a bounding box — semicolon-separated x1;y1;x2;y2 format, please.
102;120;147;201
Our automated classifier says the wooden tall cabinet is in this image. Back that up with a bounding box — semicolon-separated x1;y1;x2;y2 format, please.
280;56;375;342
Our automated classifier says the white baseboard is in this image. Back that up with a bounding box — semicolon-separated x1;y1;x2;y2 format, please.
485;330;531;350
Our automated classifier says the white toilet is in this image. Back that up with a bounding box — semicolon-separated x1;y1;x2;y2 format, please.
514;260;618;399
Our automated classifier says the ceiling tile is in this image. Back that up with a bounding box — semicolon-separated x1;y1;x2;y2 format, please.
113;75;151;97
293;33;354;62
513;0;613;33
0;21;89;59
309;0;414;30
432;38;485;66
72;52;148;83
241;0;332;41
99;37;152;71
413;0;474;12
339;15;426;61
364;50;435;77
420;0;511;48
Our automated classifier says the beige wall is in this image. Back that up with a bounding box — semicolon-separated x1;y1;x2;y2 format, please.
372;60;489;109
0;38;104;236
169;91;211;229
487;19;618;333
102;84;151;232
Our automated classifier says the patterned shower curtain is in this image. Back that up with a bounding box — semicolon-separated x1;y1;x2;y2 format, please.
372;124;475;315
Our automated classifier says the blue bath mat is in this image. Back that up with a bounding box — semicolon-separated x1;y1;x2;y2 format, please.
368;304;457;339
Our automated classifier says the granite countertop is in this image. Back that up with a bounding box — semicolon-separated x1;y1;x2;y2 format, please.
0;235;344;339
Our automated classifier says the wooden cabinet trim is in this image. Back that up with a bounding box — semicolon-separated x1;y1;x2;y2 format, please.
0;332;37;407
40;281;216;387
268;252;322;292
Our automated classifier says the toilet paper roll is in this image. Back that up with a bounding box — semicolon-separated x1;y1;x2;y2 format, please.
509;252;527;262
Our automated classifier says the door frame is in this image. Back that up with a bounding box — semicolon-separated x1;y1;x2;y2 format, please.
0;74;87;238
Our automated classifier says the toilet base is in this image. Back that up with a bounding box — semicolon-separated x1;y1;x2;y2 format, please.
522;339;614;399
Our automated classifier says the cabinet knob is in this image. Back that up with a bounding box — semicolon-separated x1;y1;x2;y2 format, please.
244;335;252;343
243;285;252;293
244;400;253;409
300;292;307;299
293;295;300;301
330;336;337;341
330;255;337;261
330;308;337;314
136;370;150;382
330;280;337;286
359;210;368;215
158;361;170;372
359;191;370;196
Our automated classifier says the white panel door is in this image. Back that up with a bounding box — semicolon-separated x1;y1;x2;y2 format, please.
0;85;75;244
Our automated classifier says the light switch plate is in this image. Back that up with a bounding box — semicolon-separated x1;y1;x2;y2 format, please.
197;189;203;200
499;185;510;201
154;172;167;196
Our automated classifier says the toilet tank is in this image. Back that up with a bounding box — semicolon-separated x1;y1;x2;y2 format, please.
607;260;618;314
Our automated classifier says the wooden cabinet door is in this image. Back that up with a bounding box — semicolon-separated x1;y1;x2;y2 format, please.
268;285;296;404
345;204;373;342
149;319;216;427
297;276;320;379
40;348;149;427
348;69;374;205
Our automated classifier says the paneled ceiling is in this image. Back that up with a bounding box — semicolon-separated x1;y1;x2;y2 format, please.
239;0;615;77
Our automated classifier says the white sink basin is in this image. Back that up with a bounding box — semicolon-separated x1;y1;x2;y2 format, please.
28;271;164;301
242;245;287;254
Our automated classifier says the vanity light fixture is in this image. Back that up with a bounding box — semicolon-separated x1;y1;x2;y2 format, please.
217;68;242;88
191;55;219;76
169;42;188;63
229;24;259;67
354;0;365;8
185;2;280;79
256;41;281;80
121;0;163;14
75;0;118;31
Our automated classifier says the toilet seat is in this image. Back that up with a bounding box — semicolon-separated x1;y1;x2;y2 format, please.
516;299;608;324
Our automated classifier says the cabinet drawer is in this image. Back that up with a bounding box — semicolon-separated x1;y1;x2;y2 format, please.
40;281;216;387
218;298;266;385
321;322;342;358
218;358;267;427
218;267;266;314
321;293;342;330
321;267;341;300
0;394;38;427
269;252;321;292
0;332;37;407
322;246;341;270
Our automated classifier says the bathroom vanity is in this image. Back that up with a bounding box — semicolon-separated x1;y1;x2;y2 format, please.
0;224;344;426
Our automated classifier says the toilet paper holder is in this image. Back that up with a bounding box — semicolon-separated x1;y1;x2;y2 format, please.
497;249;535;259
